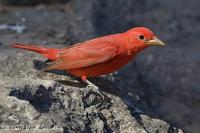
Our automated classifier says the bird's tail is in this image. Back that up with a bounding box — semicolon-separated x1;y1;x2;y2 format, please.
11;43;59;61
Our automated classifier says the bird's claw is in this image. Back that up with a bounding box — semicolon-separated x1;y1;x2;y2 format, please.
86;84;92;89
86;84;104;100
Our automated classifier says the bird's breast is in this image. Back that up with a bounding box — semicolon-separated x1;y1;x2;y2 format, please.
68;53;135;77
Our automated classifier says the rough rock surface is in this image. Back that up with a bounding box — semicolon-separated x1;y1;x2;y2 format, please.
0;0;196;132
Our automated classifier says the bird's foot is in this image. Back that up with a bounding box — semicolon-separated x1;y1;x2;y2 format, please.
86;82;104;100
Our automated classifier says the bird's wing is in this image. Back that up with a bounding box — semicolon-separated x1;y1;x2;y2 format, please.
43;40;120;70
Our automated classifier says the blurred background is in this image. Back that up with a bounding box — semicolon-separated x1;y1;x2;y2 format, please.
0;0;199;132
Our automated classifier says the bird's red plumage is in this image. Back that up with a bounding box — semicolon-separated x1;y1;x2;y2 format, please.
11;27;160;80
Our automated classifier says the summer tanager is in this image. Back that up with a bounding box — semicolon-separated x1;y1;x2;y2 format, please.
11;27;164;86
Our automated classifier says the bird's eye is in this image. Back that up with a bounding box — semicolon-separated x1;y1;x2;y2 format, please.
139;35;145;40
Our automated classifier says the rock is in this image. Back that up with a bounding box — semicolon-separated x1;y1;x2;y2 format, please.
0;1;184;133
1;78;180;132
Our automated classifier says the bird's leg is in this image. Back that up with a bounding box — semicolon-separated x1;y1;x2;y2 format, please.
81;75;104;99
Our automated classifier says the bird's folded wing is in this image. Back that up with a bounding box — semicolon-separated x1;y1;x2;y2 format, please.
43;44;119;70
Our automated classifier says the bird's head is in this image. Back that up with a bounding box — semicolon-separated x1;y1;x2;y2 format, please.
124;27;165;52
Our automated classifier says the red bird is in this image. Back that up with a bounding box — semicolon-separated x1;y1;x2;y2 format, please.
11;27;164;96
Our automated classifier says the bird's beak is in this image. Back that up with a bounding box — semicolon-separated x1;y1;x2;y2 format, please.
146;37;165;46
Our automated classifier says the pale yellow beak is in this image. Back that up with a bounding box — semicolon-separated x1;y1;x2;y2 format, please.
146;37;165;46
